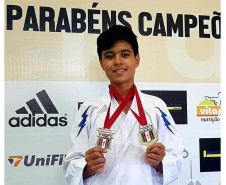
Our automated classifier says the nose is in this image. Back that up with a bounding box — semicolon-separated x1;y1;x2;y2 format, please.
113;55;123;66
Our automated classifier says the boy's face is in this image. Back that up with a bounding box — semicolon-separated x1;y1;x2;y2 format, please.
100;40;140;87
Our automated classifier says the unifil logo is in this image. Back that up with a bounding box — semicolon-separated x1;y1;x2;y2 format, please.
8;90;67;127
8;156;23;167
8;154;66;167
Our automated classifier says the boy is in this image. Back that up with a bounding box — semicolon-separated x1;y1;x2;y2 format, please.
63;25;184;185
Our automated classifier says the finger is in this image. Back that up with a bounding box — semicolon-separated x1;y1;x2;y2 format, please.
147;143;165;151
91;163;105;173
86;147;107;155
154;143;165;150
145;157;160;166
146;145;154;154
147;146;160;154
147;149;165;160
151;148;165;158
88;157;106;167
146;143;160;153
87;151;105;160
148;147;165;155
93;147;108;153
146;153;162;162
146;144;155;151
147;146;165;155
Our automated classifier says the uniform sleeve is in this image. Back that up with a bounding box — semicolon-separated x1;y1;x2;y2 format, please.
153;99;184;185
63;103;92;185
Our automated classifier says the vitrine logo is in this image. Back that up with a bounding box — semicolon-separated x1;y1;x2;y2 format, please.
197;92;221;123
8;90;68;127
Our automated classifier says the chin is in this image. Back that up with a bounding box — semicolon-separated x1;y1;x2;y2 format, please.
111;79;132;85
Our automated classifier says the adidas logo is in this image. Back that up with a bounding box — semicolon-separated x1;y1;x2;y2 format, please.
8;90;68;127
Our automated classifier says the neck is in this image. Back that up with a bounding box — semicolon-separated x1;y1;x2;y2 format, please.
110;82;134;98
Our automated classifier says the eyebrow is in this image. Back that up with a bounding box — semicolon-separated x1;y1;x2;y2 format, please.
120;49;132;53
103;49;132;56
103;51;114;56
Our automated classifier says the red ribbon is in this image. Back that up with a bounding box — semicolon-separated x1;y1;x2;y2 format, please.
104;85;148;129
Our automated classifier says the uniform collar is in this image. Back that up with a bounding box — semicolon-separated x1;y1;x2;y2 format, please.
102;88;111;107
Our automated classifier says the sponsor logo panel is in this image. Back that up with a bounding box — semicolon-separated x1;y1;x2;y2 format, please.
141;90;187;124
199;138;221;172
8;154;66;168
197;92;221;123
8;90;68;127
78;102;84;110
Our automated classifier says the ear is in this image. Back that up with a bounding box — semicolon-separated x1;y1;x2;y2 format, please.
135;54;140;67
99;59;105;70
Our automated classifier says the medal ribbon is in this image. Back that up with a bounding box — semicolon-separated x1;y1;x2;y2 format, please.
130;86;148;126
104;85;134;129
104;85;148;129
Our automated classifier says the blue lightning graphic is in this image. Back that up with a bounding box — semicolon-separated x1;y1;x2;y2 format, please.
156;107;174;134
76;105;92;137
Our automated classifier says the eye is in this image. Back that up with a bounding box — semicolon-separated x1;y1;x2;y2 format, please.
105;54;114;59
122;53;130;57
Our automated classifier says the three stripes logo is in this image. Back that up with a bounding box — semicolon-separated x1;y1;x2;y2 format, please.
16;90;59;115
8;90;67;127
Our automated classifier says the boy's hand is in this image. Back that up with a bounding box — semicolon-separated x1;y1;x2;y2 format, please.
145;143;165;173
83;147;107;179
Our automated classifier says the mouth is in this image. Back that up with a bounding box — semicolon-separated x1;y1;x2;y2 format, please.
113;68;127;73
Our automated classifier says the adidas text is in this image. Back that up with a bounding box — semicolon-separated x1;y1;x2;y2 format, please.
9;114;67;127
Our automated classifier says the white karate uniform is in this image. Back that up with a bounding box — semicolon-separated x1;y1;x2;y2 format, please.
63;87;184;185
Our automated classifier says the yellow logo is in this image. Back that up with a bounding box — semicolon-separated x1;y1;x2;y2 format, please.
203;150;221;158
168;107;182;111
197;93;221;117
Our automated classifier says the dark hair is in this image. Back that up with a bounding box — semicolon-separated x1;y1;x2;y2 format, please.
97;25;139;60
